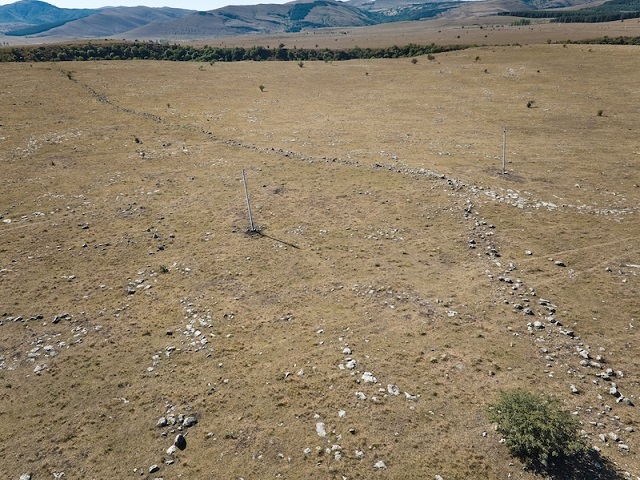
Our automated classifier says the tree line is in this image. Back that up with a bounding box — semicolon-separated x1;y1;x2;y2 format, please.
0;42;466;63
501;10;640;22
500;0;640;23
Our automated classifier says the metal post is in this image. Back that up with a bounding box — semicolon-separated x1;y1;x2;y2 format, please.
242;169;256;232
502;126;507;175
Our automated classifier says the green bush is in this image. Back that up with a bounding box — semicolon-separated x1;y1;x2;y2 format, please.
488;389;586;468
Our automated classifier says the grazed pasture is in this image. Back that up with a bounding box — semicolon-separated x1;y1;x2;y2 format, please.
0;44;639;479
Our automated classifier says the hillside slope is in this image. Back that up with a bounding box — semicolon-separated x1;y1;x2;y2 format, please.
125;1;374;39
0;0;96;24
35;6;194;38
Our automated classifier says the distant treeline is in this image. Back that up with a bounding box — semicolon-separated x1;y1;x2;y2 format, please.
0;42;467;63
578;35;640;44
501;0;640;22
501;10;640;22
2;37;640;63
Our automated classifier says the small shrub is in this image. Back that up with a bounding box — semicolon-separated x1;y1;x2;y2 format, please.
475;56;481;62
597;109;604;116
488;389;586;469
411;58;418;64
159;265;169;273
427;54;436;61
297;61;304;68
259;84;265;92
527;100;535;108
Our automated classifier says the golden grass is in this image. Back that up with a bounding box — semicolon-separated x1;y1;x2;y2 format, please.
0;42;639;479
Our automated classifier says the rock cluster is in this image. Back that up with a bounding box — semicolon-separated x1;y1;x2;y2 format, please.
462;186;636;460
147;407;199;475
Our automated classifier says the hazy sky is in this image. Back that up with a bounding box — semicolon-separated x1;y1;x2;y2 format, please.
0;0;305;12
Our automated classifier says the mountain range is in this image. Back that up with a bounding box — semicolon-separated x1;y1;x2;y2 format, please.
0;0;602;40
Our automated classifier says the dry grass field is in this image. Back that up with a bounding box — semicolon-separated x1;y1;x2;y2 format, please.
205;18;640;49
1;41;639;479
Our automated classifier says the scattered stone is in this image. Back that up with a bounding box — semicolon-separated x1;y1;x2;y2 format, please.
345;358;357;370
570;384;579;394
175;434;187;450
355;450;365;459
33;364;46;374
166;445;177;456
404;391;418;401
149;464;160;473
555;260;566;267
619;444;630;451
52;313;71;324
183;416;197;428
387;384;400;396
19;475;31;480
610;383;620;397
157;417;168;427
355;392;366;400
316;422;327;438
362;372;377;383
374;460;387;469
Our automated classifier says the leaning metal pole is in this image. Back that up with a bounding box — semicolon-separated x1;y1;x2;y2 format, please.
242;169;256;232
502;126;507;175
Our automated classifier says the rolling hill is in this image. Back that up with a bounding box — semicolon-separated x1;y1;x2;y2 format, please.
0;0;97;24
0;0;631;43
33;6;196;38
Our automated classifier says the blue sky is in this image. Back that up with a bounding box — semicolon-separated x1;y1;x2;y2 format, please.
0;0;303;11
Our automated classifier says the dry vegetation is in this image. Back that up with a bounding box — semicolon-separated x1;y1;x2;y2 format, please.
204;17;640;49
1;39;639;479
